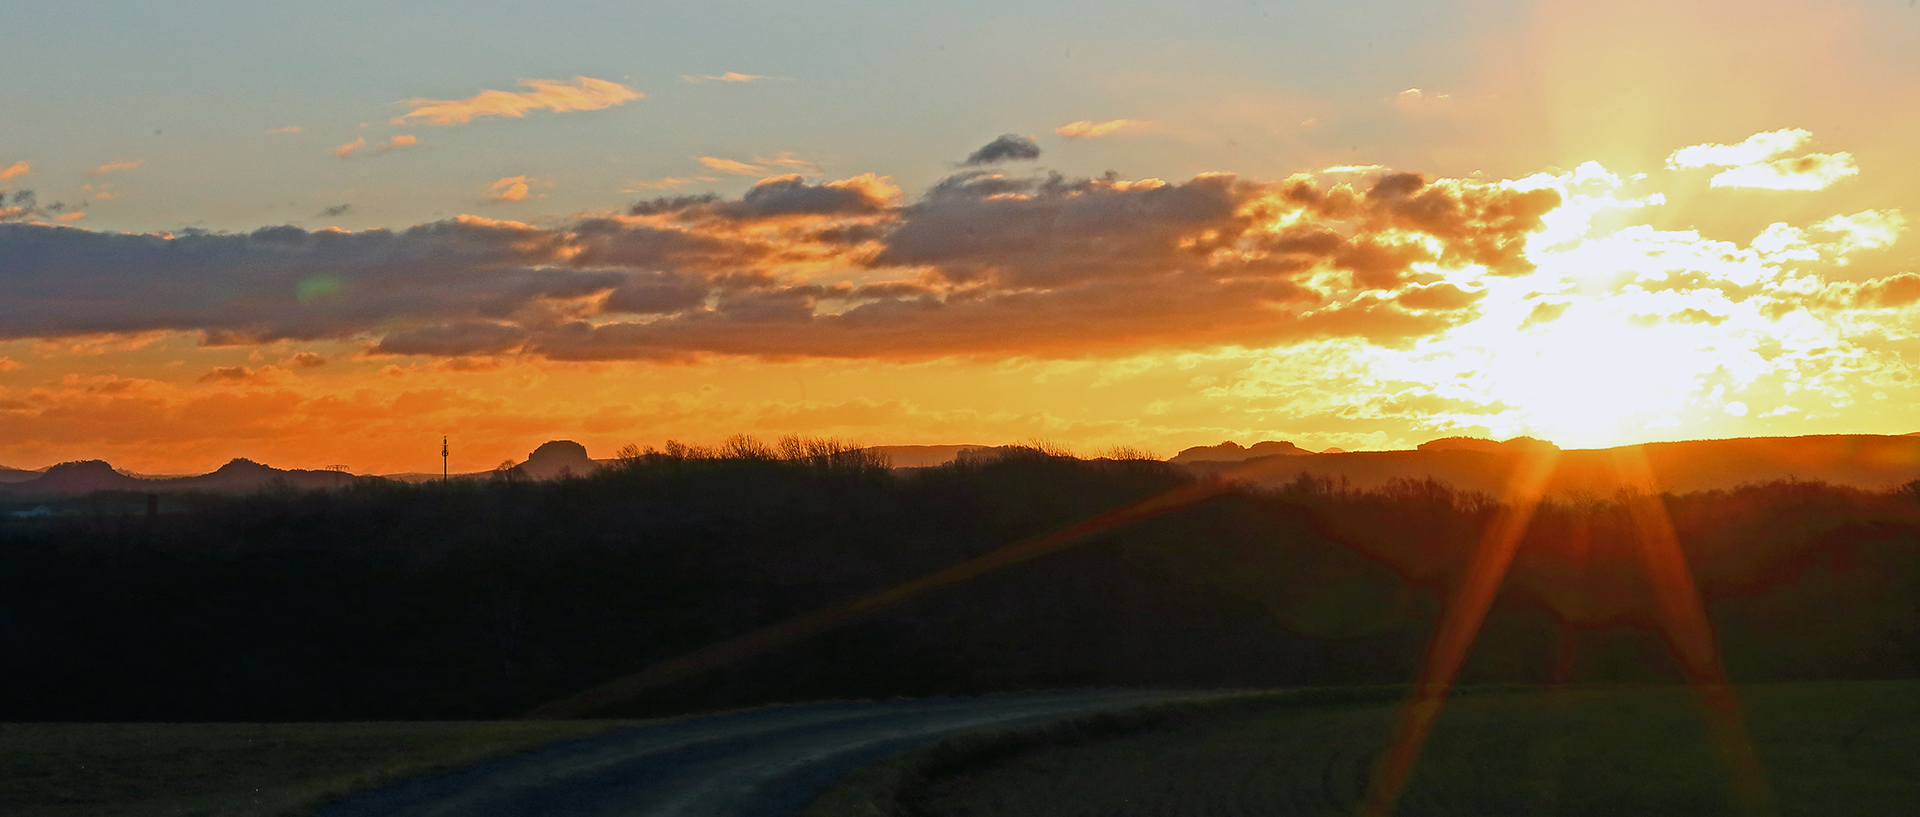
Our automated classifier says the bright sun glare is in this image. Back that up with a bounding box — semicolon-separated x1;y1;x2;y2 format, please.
1370;157;1888;448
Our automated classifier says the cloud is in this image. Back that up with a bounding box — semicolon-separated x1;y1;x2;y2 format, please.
1055;119;1153;139
335;135;419;159
1668;129;1811;169
698;156;765;176
55;212;85;222
697;152;819;178
393;77;641;126
0;189;73;224
962;134;1041;166
319;204;351;217
0;161;28;181
487;175;533;202
682;72;784;83
1709;152;1857;190
267;126;302;135
1667;128;1855;190
197;366;273;384
89;159;142;176
283;352;326;369
0;160;1560;362
622;176;719;192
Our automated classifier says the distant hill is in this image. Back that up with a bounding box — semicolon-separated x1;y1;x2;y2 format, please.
1417;436;1559;454
1169;440;1314;464
1179;434;1920;496
509;440;602;480
857;445;993;468
0;465;42;484
0;458;354;499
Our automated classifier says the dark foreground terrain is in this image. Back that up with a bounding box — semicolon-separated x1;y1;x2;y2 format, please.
868;680;1920;817
3;439;1919;721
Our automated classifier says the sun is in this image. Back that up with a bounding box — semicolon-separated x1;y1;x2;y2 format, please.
1382;161;1822;449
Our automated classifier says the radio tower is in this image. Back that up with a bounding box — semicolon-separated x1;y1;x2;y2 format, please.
442;435;449;482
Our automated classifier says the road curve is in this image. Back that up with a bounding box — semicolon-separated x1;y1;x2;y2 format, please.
319;690;1190;817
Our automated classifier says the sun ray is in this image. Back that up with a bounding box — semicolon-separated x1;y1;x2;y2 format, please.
1607;447;1778;817
1355;448;1560;817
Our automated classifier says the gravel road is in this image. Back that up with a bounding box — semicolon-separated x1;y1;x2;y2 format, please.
318;689;1187;817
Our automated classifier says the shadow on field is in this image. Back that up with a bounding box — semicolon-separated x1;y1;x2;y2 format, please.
851;681;1920;817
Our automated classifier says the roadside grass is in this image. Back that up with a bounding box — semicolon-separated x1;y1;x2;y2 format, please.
810;680;1920;817
0;720;619;817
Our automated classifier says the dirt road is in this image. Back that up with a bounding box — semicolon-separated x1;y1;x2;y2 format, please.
318;690;1184;817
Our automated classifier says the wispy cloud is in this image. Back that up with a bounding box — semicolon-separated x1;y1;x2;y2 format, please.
699;156;764;176
393;77;642;126
1055;119;1153;139
334;135;419;159
266;125;302;135
487;175;535;202
0;161;29;181
682;72;785;83
88;159;142;176
698;152;820;177
319;204;351;217
1668;128;1856;190
622;175;720;192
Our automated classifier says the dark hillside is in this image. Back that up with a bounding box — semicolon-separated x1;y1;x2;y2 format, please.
3;440;1918;721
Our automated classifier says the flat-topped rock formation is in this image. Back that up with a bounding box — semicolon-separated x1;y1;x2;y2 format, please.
1178;434;1920;496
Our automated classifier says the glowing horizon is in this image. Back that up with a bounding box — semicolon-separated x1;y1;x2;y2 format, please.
5;0;1919;474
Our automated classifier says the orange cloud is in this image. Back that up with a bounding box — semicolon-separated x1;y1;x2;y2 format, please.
393;77;642;126
0;161;28;180
622;175;719;192
267;126;302;135
699;156;763;176
89;159;142;176
55;212;85;222
335;135;419;159
698;152;820;177
487;175;533;202
1055;119;1153;139
682;72;783;83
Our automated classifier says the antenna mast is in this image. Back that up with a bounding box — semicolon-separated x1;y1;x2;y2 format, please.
442;435;449;482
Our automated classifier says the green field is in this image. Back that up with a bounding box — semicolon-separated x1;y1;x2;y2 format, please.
0;720;617;817
855;681;1920;817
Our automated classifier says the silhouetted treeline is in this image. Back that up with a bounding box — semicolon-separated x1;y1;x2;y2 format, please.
2;439;1917;720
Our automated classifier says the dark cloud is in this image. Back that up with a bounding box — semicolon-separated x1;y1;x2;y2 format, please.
319;204;351;217
0;163;1561;361
962;134;1041;166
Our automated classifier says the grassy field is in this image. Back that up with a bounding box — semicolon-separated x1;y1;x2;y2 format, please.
822;681;1920;817
0;720;619;817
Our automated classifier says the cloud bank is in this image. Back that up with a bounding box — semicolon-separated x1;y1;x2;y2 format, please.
0;165;1561;361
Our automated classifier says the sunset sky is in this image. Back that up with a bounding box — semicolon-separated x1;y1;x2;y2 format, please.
5;0;1920;474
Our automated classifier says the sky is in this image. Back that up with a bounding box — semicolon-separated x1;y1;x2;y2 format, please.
4;0;1920;474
